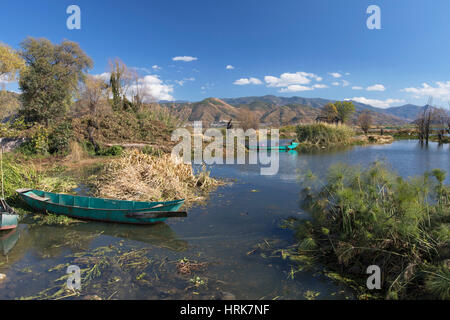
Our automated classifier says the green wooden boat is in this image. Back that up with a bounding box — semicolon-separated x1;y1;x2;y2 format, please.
17;189;186;225
247;141;299;151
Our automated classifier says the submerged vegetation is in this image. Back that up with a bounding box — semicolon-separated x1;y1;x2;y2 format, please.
294;162;449;299
92;149;223;205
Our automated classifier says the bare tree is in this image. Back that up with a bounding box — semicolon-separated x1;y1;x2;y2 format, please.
358;111;372;134
74;75;110;117
415;103;449;143
237;109;259;131
416;104;433;143
108;58;136;111
433;107;449;143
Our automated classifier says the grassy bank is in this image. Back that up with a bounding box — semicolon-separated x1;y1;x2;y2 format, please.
294;162;449;299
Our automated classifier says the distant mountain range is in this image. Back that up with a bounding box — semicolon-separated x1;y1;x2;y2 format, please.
162;95;426;126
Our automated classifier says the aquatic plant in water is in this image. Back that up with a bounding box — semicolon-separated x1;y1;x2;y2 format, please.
294;162;449;299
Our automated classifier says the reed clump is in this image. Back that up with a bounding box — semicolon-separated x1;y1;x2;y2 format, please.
296;123;354;149
1;155;40;200
93;149;223;204
2;155;76;211
296;162;449;299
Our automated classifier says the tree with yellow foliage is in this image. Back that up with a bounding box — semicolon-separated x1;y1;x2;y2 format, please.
0;43;25;82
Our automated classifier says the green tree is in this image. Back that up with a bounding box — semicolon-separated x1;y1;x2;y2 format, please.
19;37;93;125
334;101;355;124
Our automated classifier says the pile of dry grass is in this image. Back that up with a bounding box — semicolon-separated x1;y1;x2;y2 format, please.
93;149;222;204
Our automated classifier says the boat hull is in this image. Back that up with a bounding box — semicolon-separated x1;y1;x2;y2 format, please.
247;142;299;151
0;214;18;231
17;189;185;225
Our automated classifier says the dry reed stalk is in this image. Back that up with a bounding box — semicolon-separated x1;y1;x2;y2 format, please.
93;149;223;204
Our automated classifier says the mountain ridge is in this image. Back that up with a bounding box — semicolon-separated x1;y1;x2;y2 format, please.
163;96;418;126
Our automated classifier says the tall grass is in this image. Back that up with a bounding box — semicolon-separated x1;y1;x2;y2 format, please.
1;154;40;201
296;123;354;148
2;154;77;211
296;162;449;299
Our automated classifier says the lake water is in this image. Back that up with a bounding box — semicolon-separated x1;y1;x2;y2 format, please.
0;140;448;300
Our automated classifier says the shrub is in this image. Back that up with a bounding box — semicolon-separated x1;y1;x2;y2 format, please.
296;123;354;148
295;162;449;299
97;145;123;156
17;125;49;155
48;121;73;154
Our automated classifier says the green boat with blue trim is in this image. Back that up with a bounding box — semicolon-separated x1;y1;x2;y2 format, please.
16;189;186;225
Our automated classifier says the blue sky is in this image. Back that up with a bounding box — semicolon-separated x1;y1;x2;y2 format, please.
2;0;450;108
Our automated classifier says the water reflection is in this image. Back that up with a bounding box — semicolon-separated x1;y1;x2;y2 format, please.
0;229;20;256
0;222;186;267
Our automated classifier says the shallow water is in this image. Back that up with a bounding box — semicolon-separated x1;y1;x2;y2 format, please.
0;140;448;300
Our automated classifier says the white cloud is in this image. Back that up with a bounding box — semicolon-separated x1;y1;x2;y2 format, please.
329;72;342;78
233;77;262;85
280;85;314;92
152;65;161;70
175;77;195;86
366;84;386;91
342;80;350;87
346;97;405;108
264;71;322;89
332;82;340;86
352;86;363;90
92;72;111;82
92;72;173;101
313;84;328;89
403;81;450;100
172;56;198;62
128;75;174;101
263;72;324;92
226;65;234;70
